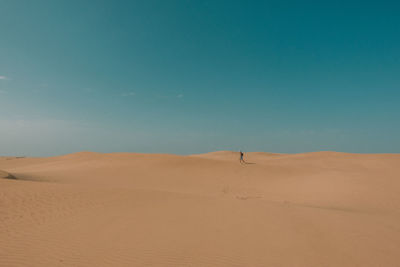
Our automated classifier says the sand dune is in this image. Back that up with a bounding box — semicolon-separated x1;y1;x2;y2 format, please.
0;169;15;179
1;151;400;266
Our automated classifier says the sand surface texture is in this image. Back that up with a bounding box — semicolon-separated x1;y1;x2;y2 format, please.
1;151;400;266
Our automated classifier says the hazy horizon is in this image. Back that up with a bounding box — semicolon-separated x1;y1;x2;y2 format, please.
1;0;399;156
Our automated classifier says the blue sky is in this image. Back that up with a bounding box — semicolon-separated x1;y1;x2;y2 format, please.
0;0;399;156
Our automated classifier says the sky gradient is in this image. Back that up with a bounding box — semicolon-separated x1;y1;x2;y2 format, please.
1;0;399;156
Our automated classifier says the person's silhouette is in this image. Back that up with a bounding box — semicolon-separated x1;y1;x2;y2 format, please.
239;151;244;163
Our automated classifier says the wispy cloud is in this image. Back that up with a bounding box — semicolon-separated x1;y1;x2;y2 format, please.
121;92;136;97
0;75;8;80
154;93;184;99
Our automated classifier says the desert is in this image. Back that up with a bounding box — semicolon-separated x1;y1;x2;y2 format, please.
1;151;400;266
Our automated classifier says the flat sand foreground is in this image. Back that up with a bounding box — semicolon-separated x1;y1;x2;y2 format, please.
1;151;400;266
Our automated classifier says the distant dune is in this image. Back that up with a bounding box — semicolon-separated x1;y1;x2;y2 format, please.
1;151;400;266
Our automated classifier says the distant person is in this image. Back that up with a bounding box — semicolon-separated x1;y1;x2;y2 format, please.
239;151;245;163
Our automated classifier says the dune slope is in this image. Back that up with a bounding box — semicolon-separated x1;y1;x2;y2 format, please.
0;169;15;179
1;151;400;267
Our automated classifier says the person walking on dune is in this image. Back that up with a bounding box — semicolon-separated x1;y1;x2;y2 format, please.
239;151;245;163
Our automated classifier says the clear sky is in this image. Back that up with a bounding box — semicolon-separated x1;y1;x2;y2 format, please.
0;0;399;156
